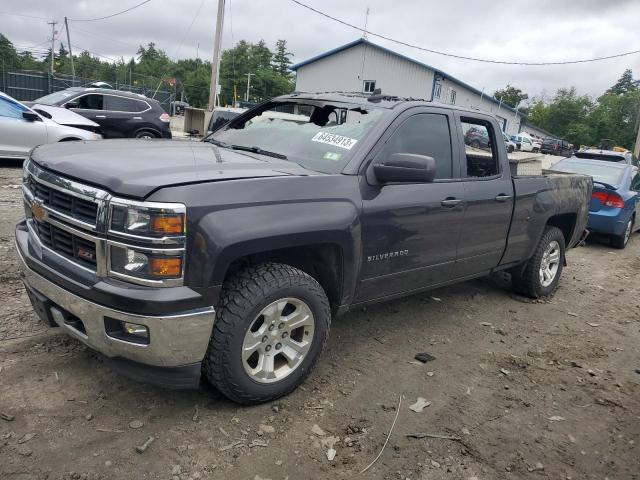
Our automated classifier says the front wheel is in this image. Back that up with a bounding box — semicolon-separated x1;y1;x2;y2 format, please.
512;226;565;298
611;216;634;249
203;263;331;404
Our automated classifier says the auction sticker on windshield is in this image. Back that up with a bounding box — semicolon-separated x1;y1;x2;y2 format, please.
312;132;358;150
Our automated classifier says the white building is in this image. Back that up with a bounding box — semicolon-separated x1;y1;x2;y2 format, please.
291;38;525;135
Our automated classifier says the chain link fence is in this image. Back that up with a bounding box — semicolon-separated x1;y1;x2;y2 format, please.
1;69;174;112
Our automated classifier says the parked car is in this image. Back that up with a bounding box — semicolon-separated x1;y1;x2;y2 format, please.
464;125;490;149
511;134;536;152
16;92;591;403
171;100;190;116
541;138;572;156
502;131;516;153
550;157;639;248
0;91;101;160
32;87;171;139
574;148;632;164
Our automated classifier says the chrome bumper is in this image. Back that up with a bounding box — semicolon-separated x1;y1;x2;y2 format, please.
17;245;215;368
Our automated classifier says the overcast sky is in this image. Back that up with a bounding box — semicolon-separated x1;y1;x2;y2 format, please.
3;0;640;103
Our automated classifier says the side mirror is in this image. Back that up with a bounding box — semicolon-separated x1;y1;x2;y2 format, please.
374;153;436;183
22;111;40;122
65;101;79;109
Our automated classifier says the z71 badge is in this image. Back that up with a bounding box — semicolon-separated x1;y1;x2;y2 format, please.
367;250;409;262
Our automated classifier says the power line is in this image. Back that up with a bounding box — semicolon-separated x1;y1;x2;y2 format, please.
68;0;152;22
0;11;53;21
290;0;640;66
71;25;140;50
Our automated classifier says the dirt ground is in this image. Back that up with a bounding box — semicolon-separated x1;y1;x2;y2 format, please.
1;161;638;480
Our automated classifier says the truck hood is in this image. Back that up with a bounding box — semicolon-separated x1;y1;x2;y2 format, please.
31;140;316;199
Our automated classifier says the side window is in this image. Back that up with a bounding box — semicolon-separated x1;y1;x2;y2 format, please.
462;118;500;178
374;113;453;180
363;80;376;93
0;97;27;119
106;96;147;112
77;94;104;110
450;89;457;105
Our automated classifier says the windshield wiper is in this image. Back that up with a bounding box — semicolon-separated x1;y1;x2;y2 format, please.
229;145;287;160
204;138;231;148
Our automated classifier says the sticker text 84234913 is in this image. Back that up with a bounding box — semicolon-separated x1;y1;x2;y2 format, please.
312;132;358;150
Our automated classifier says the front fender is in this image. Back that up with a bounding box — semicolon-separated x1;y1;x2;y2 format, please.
188;201;361;301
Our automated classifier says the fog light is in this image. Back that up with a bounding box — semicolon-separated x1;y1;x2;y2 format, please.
104;317;149;345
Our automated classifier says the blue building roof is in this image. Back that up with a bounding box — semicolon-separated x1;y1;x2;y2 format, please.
290;38;521;115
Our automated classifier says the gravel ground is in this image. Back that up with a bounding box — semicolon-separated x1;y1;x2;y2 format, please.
0;161;639;480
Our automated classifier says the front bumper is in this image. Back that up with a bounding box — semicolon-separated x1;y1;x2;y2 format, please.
16;234;215;388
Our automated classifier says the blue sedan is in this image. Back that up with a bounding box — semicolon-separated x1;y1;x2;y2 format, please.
551;157;640;248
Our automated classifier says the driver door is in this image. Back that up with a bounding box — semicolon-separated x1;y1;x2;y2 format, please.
356;108;464;302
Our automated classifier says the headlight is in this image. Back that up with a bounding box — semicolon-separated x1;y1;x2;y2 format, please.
109;244;183;282
110;201;186;237
108;200;186;287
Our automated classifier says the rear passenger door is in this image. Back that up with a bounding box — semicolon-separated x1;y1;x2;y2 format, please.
453;115;514;278
103;95;150;138
357;108;465;301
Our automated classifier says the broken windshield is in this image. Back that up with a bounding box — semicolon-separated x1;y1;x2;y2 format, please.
205;101;387;173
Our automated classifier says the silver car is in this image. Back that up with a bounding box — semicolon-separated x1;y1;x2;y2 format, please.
0;92;102;160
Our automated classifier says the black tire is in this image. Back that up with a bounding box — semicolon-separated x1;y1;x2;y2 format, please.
203;263;331;405
507;145;515;153
135;130;158;139
512;226;566;298
470;140;481;149
611;215;634;249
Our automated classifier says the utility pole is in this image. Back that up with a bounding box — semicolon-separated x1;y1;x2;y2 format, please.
64;17;75;82
208;0;225;111
244;73;254;102
47;20;57;74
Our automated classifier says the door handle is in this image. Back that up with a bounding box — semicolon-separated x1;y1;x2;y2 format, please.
441;198;462;207
95;115;106;118
495;194;512;202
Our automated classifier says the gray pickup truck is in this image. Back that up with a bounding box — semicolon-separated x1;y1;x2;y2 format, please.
16;92;591;404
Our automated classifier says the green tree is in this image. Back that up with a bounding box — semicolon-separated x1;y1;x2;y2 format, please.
272;39;293;76
494;84;529;108
0;34;19;70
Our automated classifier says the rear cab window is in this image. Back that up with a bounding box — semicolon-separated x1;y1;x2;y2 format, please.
461;118;500;178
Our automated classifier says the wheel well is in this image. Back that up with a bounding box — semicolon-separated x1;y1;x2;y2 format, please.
134;127;160;137
224;244;343;313
546;213;577;244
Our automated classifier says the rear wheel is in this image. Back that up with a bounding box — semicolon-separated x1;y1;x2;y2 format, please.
203;263;331;404
611;216;634;249
135;130;157;139
512;226;565;298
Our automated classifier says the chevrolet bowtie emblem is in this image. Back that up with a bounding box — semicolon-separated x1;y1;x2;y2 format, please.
31;201;46;221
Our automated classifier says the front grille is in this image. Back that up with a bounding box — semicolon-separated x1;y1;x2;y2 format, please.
34;218;97;267
27;176;98;225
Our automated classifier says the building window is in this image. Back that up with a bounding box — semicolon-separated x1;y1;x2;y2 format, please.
363;80;376;93
433;83;442;99
450;89;457;105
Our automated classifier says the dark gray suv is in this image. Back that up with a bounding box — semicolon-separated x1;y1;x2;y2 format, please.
33;88;172;139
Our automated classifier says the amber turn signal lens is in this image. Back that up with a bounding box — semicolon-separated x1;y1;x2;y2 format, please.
149;257;182;277
151;214;184;234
